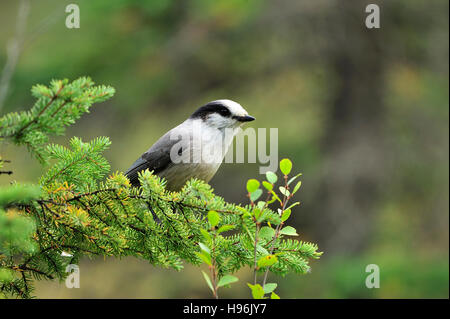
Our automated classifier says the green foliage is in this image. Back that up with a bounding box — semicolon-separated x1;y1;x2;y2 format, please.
257;255;278;268
279;158;292;176
197;158;322;299
246;179;260;193
0;185;40;298
263;283;277;294
0;78;321;299
217;275;239;288
0;77;115;162
40;136;111;190
247;283;265;299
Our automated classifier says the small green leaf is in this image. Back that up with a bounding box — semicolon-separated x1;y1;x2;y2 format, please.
281;209;291;222
270;191;282;203
217;275;239;287
202;271;214;293
257;254;278;268
286;202;300;211
271;291;280;299
280;158;292;175
250;189;263;202
287;173;302;185
266;171;277;184
200;228;211;241
198;242;210;254
259;226;275;241
207;210;221;227
246;179;260;193
280;226;298;236
279;186;290;197
263;283;278;294
256;244;269;255
262;181;273;191
292;181;302;194
217;224;235;234
253;207;262;220
196;251;212;266
247;283;265;299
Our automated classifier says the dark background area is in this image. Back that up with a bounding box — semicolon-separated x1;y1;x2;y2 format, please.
0;0;448;298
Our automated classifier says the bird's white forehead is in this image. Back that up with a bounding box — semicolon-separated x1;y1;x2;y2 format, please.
214;99;248;116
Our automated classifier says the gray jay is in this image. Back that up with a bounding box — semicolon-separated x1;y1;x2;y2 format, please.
125;99;255;191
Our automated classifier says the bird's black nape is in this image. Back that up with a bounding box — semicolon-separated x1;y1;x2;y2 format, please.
190;101;232;120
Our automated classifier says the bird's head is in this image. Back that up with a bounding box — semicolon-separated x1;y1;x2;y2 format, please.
189;99;255;129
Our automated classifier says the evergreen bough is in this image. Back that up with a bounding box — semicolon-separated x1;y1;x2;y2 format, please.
0;77;322;299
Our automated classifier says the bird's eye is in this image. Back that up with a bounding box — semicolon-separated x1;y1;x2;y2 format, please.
218;108;231;117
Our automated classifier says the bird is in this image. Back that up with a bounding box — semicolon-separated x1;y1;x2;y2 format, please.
125;99;255;191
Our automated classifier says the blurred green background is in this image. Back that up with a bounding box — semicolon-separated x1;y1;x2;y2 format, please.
0;0;448;298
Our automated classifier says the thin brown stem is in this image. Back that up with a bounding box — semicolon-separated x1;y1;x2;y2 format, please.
253;222;260;285
262;175;291;288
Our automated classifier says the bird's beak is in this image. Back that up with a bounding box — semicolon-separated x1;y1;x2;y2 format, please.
233;115;255;122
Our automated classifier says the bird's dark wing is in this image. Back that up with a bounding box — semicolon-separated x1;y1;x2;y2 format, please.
125;131;183;186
